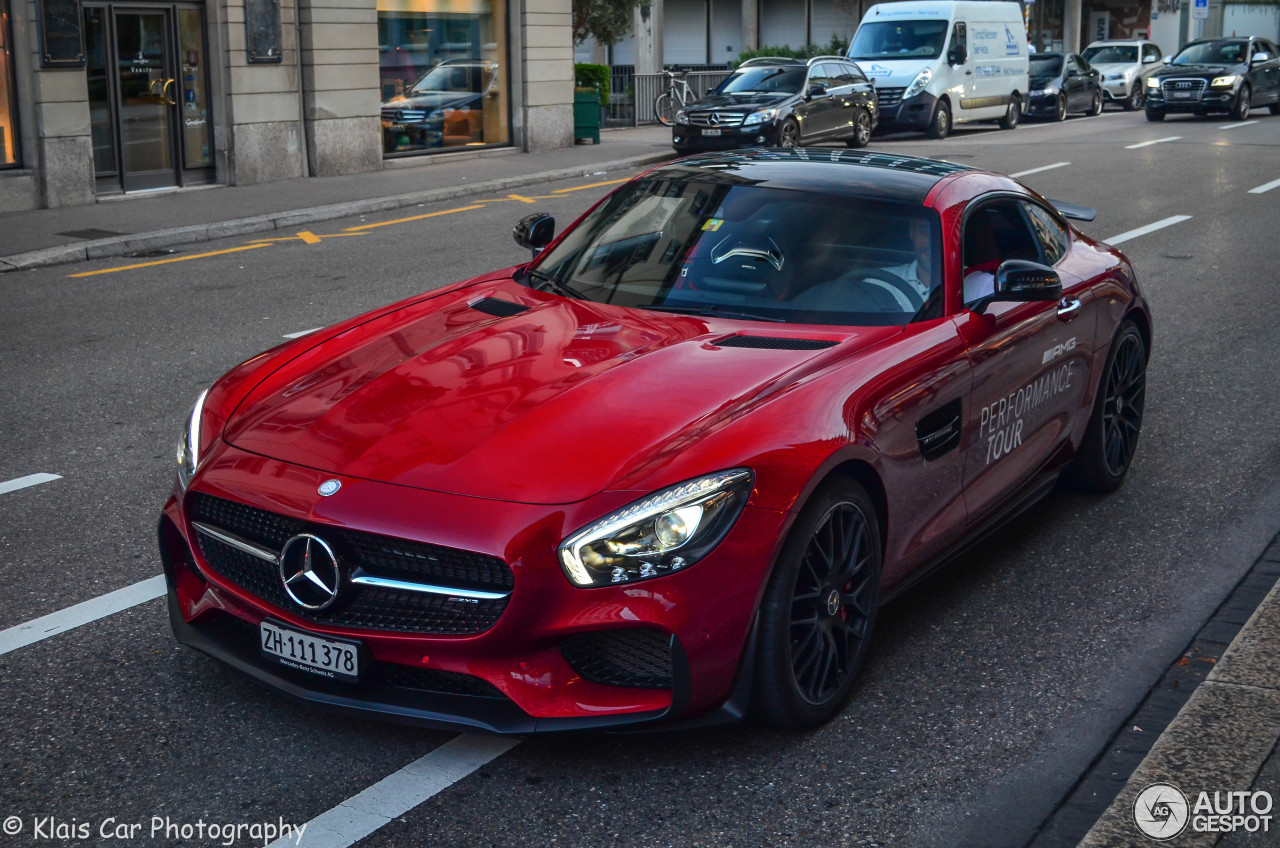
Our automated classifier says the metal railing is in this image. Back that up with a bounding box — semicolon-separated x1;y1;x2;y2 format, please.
604;67;732;126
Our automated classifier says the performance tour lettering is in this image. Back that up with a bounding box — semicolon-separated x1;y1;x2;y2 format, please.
979;361;1076;464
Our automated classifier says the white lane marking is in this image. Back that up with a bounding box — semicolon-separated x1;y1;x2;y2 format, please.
1219;120;1258;130
282;327;322;339
0;575;166;656
1104;215;1192;245
1009;162;1071;178
269;734;521;848
1248;177;1280;195
1124;136;1181;149
0;473;62;495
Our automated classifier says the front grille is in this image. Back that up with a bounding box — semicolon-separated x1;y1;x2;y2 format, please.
1161;78;1206;100
561;629;673;689
688;111;746;127
382;107;428;123
188;493;512;635
875;86;906;108
715;335;837;350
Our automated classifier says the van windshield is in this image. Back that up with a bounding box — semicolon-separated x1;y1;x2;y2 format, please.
849;21;949;60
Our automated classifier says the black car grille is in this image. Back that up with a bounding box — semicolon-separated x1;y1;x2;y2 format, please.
187;493;513;635
561;629;673;689
382;107;428;123
875;86;906;108
688;111;746;127
1161;78;1206;100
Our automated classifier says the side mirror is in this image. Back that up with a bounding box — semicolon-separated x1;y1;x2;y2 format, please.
1254;53;1271;64
513;212;555;256
807;83;828;99
973;260;1063;314
1163;55;1173;63
1143;55;1158;64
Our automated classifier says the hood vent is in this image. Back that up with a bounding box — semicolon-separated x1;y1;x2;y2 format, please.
714;335;837;351
470;297;531;318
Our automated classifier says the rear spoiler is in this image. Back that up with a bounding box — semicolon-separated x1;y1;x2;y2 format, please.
1048;199;1097;222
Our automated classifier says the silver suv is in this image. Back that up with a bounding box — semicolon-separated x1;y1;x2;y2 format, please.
1081;40;1165;110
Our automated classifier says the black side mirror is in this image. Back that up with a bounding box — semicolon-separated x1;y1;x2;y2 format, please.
949;49;966;66
973;260;1062;313
807;83;827;99
513;213;555;256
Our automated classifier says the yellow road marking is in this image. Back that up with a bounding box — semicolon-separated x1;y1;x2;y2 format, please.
344;205;487;232
69;243;272;278
247;230;365;245
506;194;538;204
551;178;629;194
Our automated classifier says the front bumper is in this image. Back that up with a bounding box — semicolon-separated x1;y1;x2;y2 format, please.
1146;88;1237;114
1102;80;1133;101
1026;93;1061;118
872;91;937;132
160;442;788;733
672;123;777;152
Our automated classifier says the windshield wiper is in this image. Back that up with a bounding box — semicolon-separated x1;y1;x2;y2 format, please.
524;267;586;300
639;303;786;323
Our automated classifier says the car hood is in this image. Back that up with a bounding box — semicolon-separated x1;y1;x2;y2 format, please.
1090;62;1135;76
223;279;898;505
1154;63;1238;78
684;92;793;112
382;91;478;112
1030;75;1061;89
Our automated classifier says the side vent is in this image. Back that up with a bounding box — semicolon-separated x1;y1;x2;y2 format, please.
915;399;962;462
469;297;531;318
715;336;837;351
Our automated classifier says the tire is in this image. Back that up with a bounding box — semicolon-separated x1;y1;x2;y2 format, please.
846;107;873;147
654;92;676;127
1270;101;1280;116
926;100;951;139
1064;321;1147;493
779;117;802;148
1124;85;1144;111
1054;94;1068;121
753;477;882;729
999;94;1020;129
1233;86;1251;121
1145;107;1165;122
1090;89;1104;116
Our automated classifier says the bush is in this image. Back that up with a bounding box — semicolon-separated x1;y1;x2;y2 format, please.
734;35;850;67
575;62;611;106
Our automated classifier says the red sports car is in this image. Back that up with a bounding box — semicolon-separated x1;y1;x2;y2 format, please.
159;150;1150;732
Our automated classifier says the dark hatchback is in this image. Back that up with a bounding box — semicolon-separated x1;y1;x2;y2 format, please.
1026;53;1103;121
1145;37;1280;121
672;57;878;153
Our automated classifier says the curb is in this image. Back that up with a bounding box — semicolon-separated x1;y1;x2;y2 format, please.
0;151;675;274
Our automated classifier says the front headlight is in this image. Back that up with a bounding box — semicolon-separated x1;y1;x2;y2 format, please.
1147;76;1160;88
675;109;690;125
1032;87;1059;97
1108;73;1125;81
903;67;933;100
1211;75;1237;87
558;469;753;587
176;389;209;490
742;108;777;126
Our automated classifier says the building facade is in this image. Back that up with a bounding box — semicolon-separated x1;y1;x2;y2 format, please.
0;0;574;211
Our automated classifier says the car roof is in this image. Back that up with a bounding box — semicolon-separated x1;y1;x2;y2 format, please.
648;150;974;205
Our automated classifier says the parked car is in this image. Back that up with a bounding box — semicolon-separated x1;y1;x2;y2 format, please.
848;0;1029;139
380;58;499;152
671;56;878;152
1026;53;1103;120
1081;39;1165;110
162;149;1151;733
1145;37;1280;121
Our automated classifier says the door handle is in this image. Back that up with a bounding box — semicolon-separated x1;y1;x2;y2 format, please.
162;79;178;107
965;69;973;75
1057;297;1082;321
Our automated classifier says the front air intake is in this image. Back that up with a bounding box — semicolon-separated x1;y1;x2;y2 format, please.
714;335;837;350
469;297;531;318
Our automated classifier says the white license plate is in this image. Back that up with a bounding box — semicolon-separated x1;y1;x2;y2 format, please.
260;620;359;681
701;128;722;137
1171;91;1193;99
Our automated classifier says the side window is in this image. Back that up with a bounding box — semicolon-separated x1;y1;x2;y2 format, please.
949;22;967;64
1022;202;1070;266
1066;55;1081;74
833;63;857;86
961;199;1043;306
808;64;832;91
845;62;868;84
1144;44;1161;63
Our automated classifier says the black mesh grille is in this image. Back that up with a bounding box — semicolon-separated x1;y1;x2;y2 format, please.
561;629;673;689
187;493;512;635
469;297;530;318
714;335;837;351
875;86;906;108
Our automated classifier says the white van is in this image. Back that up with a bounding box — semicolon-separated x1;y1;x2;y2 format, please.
848;1;1030;139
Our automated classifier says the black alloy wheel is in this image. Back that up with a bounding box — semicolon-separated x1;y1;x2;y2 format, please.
926;100;951;139
754;478;881;728
847;108;873;147
1233;86;1252;121
1126;84;1144;111
999;94;1020;129
1065;321;1147;492
779;118;802;148
1090;89;1104;116
1055;94;1068;121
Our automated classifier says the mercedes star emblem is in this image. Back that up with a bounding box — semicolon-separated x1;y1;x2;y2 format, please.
278;534;342;610
708;112;720;126
318;479;341;496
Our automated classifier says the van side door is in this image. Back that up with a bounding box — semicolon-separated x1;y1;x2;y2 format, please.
947;22;975;114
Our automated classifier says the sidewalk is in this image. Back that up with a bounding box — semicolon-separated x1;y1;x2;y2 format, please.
0;125;675;273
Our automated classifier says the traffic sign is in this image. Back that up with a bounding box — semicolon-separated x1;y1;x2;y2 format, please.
1193;0;1209;20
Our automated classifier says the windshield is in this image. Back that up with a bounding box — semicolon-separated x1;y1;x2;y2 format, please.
1029;55;1064;76
527;179;941;327
716;67;807;95
410;63;485;94
1173;40;1248;65
1082;45;1138;64
849;21;949;60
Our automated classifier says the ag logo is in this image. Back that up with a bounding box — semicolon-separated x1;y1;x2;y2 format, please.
1133;783;1189;840
1042;336;1077;365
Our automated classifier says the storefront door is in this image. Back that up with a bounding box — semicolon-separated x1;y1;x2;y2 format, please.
84;4;214;193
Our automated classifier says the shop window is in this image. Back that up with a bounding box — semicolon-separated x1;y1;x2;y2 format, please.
0;0;20;167
377;0;509;155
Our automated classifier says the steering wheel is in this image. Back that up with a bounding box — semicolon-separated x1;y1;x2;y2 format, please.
861;269;927;313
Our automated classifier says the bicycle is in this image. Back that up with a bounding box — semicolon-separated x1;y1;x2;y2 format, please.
654;69;695;126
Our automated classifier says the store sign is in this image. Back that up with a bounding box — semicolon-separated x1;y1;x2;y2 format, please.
37;0;86;67
246;0;283;63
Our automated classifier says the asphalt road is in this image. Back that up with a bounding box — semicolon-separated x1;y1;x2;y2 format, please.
3;107;1280;848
